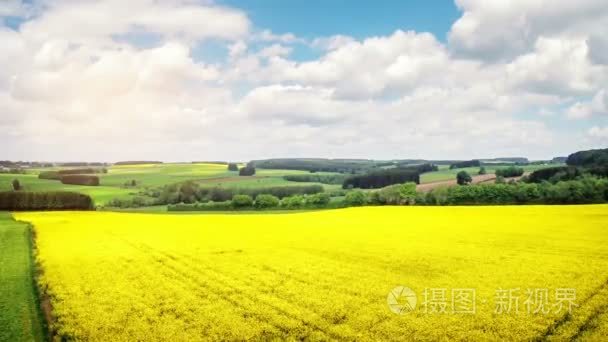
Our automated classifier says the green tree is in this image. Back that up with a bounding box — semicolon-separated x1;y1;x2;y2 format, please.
239;164;256;176
11;179;21;191
344;190;367;206
398;182;417;204
456;171;472;185
227;163;239;171
478;167;487;175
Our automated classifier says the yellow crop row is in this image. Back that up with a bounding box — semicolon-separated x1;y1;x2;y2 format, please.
15;205;608;341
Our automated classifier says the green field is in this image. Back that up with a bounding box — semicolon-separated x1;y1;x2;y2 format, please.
0;213;46;342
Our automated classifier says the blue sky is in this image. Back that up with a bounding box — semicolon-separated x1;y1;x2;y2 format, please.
197;1;461;64
219;0;460;42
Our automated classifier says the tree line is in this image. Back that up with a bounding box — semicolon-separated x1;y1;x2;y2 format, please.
283;174;346;184
108;182;325;208
0;191;94;210
495;166;524;178
168;192;332;211
341;164;436;189
449;160;481;169
38;168;105;186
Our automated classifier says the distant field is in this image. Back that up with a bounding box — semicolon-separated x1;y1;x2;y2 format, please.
16;205;608;340
0;163;234;205
0;174;135;205
1;163;562;205
102;163;233;187
420;164;559;184
0;213;45;341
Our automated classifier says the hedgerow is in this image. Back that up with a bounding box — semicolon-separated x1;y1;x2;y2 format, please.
0;191;94;210
60;175;100;186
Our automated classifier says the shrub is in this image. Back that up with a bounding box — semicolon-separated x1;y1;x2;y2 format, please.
168;201;233;211
281;195;305;209
456;171;472;185
228;163;239;171
0;191;94;210
373;182;417;205
12;179;21;191
254;194;280;209
495;166;524;178
478;167;487;175
232;194;253;208
177;181;199;203
60;175;100;186
153;183;325;205
306;193;331;206
344;190;367;206
123;180;137;187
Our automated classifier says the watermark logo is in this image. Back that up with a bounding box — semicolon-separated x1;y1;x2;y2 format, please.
386;286;576;315
387;286;417;314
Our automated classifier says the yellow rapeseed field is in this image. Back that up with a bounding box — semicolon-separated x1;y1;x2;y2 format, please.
15;205;608;341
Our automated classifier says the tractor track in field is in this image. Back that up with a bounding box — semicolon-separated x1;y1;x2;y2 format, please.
535;277;608;341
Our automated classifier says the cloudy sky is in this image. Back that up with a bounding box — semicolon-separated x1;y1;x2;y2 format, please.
1;0;607;162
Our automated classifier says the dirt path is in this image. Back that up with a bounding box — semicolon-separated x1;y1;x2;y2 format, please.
416;174;495;192
416;172;530;192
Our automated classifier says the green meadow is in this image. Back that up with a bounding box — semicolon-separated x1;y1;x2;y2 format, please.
0;213;46;342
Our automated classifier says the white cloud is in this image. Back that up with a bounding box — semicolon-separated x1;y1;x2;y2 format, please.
311;35;356;50
247;30;454;100
588;126;608;140
584;125;608;150
449;0;608;62
254;29;302;44
228;40;247;59
505;38;595;95
19;0;250;45
566;89;608;119
239;85;350;125
257;44;292;59
1;0;606;161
